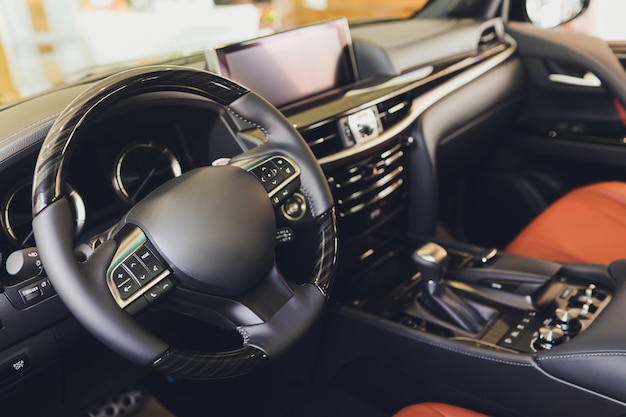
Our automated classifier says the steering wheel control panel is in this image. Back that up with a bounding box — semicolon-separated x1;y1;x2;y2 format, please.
236;155;301;207
107;226;175;313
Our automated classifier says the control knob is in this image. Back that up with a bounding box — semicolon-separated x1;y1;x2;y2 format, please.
6;247;44;279
554;307;582;335
534;326;565;351
579;283;597;304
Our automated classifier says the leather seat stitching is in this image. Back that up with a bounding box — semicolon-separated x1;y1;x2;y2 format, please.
537;352;626;361
2;112;60;143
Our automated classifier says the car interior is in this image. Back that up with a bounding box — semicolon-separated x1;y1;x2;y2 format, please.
3;0;626;416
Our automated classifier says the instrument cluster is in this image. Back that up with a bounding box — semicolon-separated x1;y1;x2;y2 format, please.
0;103;242;256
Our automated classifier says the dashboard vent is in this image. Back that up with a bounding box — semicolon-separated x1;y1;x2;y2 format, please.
326;140;408;239
478;26;500;51
377;93;411;129
299;120;343;159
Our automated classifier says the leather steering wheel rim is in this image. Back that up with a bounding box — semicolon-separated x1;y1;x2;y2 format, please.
31;66;337;379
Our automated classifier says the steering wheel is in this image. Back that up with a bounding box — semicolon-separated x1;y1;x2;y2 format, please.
31;66;337;379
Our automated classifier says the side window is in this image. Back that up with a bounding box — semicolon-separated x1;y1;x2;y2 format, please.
559;0;626;41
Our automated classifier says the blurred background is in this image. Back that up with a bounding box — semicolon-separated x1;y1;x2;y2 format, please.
0;0;623;105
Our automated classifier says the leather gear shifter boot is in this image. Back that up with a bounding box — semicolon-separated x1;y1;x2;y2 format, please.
406;243;497;335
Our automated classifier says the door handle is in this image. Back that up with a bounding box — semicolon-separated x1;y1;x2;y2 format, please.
548;71;602;87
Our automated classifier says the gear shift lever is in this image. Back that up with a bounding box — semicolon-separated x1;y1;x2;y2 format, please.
406;243;497;335
413;242;449;285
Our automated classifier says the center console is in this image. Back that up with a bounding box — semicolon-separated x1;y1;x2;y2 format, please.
321;231;626;415
336;239;613;355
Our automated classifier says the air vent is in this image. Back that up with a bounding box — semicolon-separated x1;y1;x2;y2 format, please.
478;26;500;51
377;93;411;129
299;120;343;159
326;140;408;239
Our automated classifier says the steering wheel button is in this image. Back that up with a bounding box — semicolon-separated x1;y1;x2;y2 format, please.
155;277;175;294
145;261;164;279
276;159;295;176
251;164;270;178
134;247;163;279
112;266;133;288
118;279;140;300
144;288;161;303
128;255;150;283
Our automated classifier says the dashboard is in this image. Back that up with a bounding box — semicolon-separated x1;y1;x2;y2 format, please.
3;8;626;417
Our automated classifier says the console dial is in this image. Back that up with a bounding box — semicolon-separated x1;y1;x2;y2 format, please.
113;141;183;204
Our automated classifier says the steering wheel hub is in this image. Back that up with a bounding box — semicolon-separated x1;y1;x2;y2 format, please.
127;166;276;296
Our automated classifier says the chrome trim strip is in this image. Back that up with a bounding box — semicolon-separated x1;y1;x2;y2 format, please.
334;146;403;189
307;132;339;148
380;149;404;167
336;173;363;188
380;143;403;160
548;72;601;88
340;178;404;216
318;42;516;166
338;166;404;205
387;101;409;115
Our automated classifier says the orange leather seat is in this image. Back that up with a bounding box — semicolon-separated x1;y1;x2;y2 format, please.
393;403;489;417
506;181;626;264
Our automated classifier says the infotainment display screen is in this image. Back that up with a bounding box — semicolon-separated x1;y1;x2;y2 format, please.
207;18;358;108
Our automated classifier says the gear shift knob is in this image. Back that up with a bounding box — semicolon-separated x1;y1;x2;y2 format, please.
413;242;449;283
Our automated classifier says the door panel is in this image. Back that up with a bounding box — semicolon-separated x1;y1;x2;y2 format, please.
445;23;626;249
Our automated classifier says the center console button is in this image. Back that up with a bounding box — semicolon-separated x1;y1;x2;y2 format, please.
1;353;30;380
580;300;595;315
585;284;596;298
554;307;582;335
534;326;565;350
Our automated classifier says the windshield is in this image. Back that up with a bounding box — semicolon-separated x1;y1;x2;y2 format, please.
0;0;431;105
5;0;624;107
